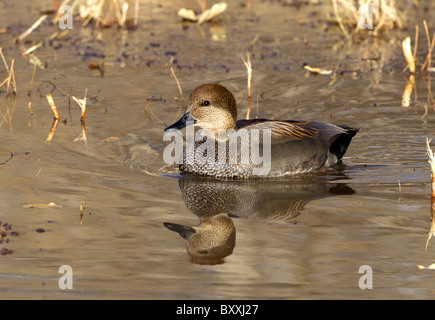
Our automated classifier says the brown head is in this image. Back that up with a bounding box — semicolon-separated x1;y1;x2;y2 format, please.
165;83;237;133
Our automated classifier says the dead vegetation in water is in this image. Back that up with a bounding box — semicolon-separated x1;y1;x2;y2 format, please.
177;1;228;25
0;49;17;97
400;20;435;108
0;221;19;256
329;0;406;38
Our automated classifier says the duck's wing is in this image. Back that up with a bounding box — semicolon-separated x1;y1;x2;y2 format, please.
236;119;319;143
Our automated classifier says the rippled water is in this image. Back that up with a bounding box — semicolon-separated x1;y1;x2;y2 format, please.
0;0;435;299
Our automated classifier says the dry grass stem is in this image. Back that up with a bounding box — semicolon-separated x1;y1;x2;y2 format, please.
0;48;9;73
0;77;8;89
170;65;184;105
421;32;435;72
22;43;43;56
15;15;48;42
413;24;419;60
28;62;37;96
242;53;252;119
5;59;17;97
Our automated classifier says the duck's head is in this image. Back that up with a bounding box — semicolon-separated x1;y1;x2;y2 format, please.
165;83;237;133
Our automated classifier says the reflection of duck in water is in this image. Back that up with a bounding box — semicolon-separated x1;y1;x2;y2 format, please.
164;175;354;265
164;213;235;265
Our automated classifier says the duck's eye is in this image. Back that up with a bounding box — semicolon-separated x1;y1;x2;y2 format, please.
202;100;210;106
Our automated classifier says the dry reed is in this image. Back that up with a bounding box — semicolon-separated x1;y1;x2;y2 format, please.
242;53;252;119
421;20;435;72
15;15;48;42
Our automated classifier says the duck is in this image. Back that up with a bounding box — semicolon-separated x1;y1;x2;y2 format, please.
164;83;358;178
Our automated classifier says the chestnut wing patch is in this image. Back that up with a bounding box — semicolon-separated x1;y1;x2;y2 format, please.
266;121;319;140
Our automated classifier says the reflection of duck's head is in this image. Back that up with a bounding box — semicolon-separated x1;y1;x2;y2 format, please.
164;213;235;265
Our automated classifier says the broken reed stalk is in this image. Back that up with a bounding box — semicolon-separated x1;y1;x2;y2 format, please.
170;65;184;104
413;24;419;61
22;42;43;56
15;15;48;42
242;53;252;119
402;37;415;74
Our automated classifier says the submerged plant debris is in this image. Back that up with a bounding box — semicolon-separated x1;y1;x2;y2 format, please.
0;222;19;256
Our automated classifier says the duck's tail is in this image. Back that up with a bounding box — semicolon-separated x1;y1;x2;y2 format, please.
329;126;360;161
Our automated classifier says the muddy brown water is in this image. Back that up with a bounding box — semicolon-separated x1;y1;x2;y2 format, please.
1;0;435;299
